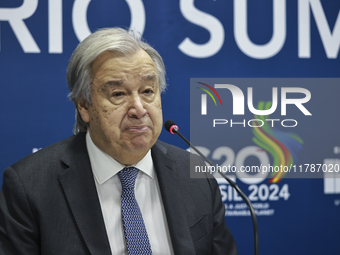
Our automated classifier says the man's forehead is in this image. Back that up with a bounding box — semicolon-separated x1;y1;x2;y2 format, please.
100;72;158;87
141;73;158;81
93;49;155;66
91;49;157;78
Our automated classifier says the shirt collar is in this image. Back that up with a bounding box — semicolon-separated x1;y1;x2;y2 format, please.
86;132;155;185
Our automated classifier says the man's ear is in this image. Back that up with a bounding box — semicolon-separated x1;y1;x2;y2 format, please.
77;100;90;123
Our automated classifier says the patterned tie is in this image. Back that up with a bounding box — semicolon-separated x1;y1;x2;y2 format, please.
118;167;152;255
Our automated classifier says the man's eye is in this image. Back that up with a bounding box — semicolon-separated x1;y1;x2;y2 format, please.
143;89;153;94
112;92;124;97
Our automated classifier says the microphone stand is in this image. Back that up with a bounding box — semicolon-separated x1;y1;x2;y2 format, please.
170;125;259;255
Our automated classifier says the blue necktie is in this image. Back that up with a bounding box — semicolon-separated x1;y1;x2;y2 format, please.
118;167;152;255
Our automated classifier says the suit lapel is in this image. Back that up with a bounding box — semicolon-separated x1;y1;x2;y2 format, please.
151;142;196;255
58;133;111;255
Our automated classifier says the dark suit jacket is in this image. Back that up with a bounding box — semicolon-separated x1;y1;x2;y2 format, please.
0;133;238;255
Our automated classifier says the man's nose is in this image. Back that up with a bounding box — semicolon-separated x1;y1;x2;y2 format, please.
127;95;147;119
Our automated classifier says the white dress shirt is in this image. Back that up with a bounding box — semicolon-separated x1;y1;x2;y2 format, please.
86;133;174;255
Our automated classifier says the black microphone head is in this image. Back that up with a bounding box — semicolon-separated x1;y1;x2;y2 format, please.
164;120;176;132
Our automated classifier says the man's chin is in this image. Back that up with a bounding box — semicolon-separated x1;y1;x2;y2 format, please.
122;132;154;150
129;139;155;152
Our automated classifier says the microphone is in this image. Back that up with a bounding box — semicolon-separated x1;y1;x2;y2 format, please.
164;120;259;255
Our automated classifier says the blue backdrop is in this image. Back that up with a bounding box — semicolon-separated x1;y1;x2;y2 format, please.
1;1;340;254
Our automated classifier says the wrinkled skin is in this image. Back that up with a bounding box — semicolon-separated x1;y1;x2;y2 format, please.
78;49;163;165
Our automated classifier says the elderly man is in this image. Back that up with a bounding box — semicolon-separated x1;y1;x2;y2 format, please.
0;28;238;255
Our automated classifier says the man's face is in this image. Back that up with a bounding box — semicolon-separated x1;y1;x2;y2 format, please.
78;49;163;165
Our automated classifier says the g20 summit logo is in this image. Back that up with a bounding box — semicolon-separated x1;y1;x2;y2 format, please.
251;101;303;183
